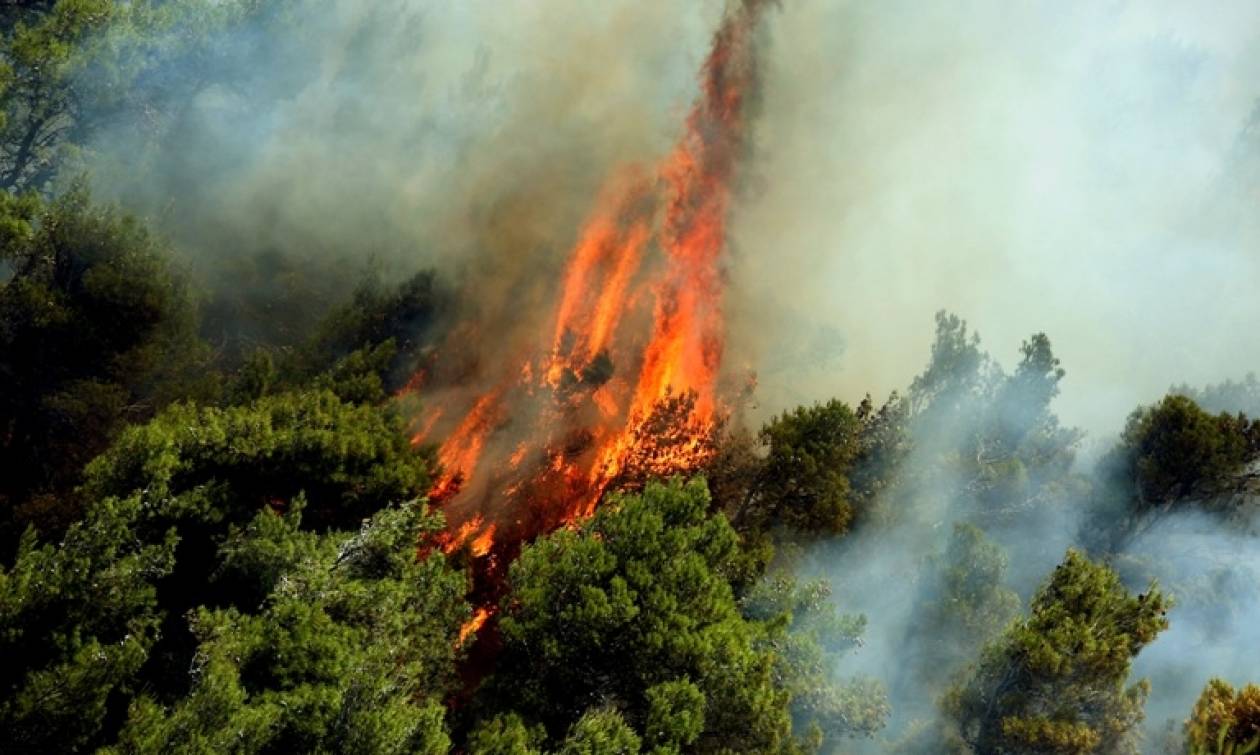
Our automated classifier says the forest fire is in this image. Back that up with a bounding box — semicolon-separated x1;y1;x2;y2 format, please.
411;0;768;635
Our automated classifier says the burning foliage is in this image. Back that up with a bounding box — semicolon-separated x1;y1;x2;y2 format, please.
409;1;772;571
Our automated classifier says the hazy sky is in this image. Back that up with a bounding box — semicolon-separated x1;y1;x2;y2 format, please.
731;0;1260;436
95;0;1260;437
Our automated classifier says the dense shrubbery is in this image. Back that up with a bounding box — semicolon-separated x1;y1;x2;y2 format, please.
0;184;896;751
1118;395;1260;506
5;188;1256;751
0;381;464;751
943;550;1169;754
471;479;887;754
0;188;208;543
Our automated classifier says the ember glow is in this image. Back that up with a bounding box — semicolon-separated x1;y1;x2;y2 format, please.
412;1;768;572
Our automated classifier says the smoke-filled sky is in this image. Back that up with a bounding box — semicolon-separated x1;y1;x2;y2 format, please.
734;0;1260;435
93;0;1260;436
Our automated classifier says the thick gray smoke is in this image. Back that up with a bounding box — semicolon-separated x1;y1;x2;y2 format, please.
80;0;1260;428
793;326;1090;751
84;0;734;357
103;2;725;250
794;339;1260;752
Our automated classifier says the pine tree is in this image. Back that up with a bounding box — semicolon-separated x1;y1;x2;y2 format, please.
1184;679;1260;755
944;550;1169;754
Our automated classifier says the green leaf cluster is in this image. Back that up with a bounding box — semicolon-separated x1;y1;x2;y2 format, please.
471;478;887;754
0;186;205;540
1119;395;1259;506
1;384;462;752
945;550;1169;754
105;499;465;755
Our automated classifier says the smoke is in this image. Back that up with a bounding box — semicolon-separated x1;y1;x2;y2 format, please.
77;0;1260;430
728;5;1260;742
795;329;1260;750
729;0;1260;435
1120;505;1260;749
82;0;736;358
792;324;1091;749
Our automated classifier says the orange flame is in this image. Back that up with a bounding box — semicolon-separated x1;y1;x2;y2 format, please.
416;1;768;563
469;524;496;558
458;607;490;646
547;174;655;386
439;515;485;554
427;390;504;499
